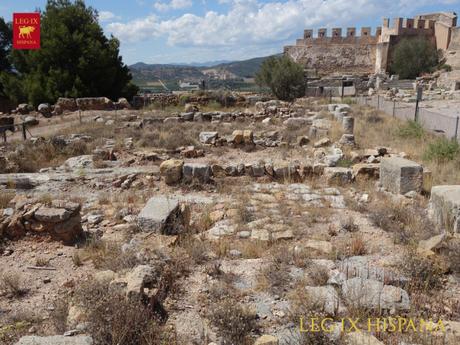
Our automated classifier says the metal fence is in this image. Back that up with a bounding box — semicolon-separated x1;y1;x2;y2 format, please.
357;95;460;141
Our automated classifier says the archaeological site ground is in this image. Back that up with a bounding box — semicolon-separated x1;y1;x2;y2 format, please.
1;3;460;345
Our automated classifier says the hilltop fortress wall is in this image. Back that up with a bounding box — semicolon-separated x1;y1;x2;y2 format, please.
284;12;458;76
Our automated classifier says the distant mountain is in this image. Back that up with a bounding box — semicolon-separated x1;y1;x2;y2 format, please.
129;55;279;84
208;56;277;78
171;60;233;67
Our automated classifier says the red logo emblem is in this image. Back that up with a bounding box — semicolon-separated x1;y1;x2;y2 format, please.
13;13;40;50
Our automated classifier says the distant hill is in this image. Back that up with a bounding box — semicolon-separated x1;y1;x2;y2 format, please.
129;55;279;85
171;60;233;67
209;56;274;78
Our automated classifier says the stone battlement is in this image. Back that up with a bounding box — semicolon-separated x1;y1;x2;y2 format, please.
383;17;435;30
284;12;457;76
302;27;380;40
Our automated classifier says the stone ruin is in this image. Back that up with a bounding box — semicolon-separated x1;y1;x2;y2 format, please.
0;197;83;244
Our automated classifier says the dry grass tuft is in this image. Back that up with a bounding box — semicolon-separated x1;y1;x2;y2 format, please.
0;271;27;297
0;192;14;209
82;238;139;272
340;216;359;232
209;298;257;345
70;280;176;345
367;194;433;245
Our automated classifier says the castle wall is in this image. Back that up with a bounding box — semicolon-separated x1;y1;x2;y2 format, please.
435;22;452;50
446;27;460;69
284;12;457;76
285;29;379;75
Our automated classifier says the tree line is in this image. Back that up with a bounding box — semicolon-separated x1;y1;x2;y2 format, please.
0;0;138;107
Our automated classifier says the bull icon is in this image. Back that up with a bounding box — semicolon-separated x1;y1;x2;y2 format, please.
19;26;35;39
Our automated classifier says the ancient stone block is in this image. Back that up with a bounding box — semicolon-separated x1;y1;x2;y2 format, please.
352;163;380;181
76;97;114;111
342;277;410;312
199;131;218;144
342;116;354;134
254;335;279;345
430;185;460;233
423;168;433;194
160;159;184;185
380;157;423;194
183;163;212;183
56;98;77;112
339;134;355;146
324;167;353;185
34;207;72;223
230;130;244;144
137;196;182;234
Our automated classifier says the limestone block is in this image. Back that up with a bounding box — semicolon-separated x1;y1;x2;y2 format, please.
342;116;354;134
430;185;460;233
199;131;218;144
324;167;353;185
254;335;279;345
423;168;433;194
137;196;182;234
160;159;184;185
183;163;212;183
380;157;423;194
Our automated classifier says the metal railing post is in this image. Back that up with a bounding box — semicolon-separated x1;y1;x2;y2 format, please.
393;100;396;117
377;95;380;110
455;116;459;140
22;123;27;140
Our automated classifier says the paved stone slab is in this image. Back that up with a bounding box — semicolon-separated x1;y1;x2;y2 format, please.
380;157;423;194
15;336;93;345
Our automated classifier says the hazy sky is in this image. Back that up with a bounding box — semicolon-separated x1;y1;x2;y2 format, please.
2;0;460;65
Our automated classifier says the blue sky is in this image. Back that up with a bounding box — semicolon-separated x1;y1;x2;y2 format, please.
2;0;460;65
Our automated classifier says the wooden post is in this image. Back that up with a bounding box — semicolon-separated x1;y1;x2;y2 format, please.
22;123;27;140
393;100;396;117
2;131;6;143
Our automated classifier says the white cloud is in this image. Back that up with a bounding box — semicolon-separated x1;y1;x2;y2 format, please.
154;0;193;12
108;0;460;50
99;11;120;22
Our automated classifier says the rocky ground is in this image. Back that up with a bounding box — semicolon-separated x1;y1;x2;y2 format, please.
0;96;459;345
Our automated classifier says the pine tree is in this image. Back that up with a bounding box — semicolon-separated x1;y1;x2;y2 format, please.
3;0;138;106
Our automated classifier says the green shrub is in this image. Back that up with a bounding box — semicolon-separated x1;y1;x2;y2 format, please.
255;56;305;101
336;159;353;168
439;63;452;72
390;38;440;79
396;120;425;139
423;138;460;162
178;94;191;105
